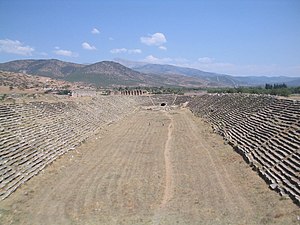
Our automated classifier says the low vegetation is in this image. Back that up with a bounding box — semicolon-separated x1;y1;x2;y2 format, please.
117;84;300;97
116;86;192;95
207;84;300;97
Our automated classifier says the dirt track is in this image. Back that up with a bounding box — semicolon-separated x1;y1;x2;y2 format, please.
0;108;299;225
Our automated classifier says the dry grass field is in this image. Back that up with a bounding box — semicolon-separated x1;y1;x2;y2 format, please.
0;107;299;225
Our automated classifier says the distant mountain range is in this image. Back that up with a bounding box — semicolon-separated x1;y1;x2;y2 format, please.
0;59;150;87
231;76;300;87
0;59;299;87
0;59;83;78
115;58;300;87
0;59;218;87
134;64;300;87
131;63;238;87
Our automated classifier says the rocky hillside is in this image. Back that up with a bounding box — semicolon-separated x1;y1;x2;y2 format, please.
66;61;150;87
0;59;211;87
115;59;237;86
0;70;89;93
1;59;299;87
116;59;300;87
133;64;241;87
0;59;84;78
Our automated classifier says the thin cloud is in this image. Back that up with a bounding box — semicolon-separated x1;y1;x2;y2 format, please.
140;33;167;46
198;57;214;63
91;28;100;34
110;48;142;54
159;46;167;51
128;49;142;54
0;39;34;56
142;55;172;64
53;47;78;57
110;48;127;54
82;42;96;50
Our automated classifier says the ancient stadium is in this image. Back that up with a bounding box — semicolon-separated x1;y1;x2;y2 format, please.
0;90;299;224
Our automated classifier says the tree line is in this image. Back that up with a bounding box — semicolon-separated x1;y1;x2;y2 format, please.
115;84;300;97
207;84;300;97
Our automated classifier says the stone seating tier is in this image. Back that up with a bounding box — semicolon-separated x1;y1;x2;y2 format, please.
188;93;300;205
0;96;149;199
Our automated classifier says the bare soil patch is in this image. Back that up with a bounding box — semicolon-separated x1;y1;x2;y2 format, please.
0;108;299;225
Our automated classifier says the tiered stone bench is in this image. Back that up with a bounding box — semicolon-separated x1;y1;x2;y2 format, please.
174;95;192;105
0;95;148;199
188;93;300;205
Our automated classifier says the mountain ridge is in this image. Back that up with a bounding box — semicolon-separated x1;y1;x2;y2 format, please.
0;59;84;78
0;59;209;87
132;63;238;86
0;59;299;87
115;58;300;87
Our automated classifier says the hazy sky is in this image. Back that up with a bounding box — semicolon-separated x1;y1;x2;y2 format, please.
1;0;300;76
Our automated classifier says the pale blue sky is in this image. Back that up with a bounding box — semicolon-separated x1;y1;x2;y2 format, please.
0;0;299;76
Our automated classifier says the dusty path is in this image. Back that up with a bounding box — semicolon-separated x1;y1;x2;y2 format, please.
152;112;175;225
0;108;299;225
160;112;175;207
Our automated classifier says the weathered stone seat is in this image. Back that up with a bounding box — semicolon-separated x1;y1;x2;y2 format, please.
188;93;300;205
